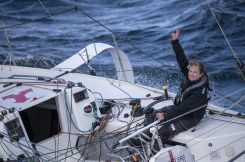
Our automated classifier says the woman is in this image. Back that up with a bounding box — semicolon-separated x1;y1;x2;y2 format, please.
129;29;210;155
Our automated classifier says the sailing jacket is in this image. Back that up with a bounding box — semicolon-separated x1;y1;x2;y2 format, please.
163;39;209;123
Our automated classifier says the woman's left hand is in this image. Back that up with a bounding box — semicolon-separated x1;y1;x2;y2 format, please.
156;113;165;121
171;28;180;41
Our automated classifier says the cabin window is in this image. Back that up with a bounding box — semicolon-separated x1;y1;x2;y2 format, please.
19;97;60;143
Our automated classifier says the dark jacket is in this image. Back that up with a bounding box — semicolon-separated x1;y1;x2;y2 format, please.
163;39;209;122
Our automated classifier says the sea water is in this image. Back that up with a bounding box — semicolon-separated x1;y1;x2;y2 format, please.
0;0;244;112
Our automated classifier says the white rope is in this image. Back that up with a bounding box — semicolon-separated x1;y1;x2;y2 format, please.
218;95;245;115
211;87;245;104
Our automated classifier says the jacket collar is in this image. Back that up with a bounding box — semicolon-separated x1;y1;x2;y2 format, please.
184;76;207;93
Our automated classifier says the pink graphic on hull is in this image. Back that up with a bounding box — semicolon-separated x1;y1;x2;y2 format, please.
2;88;33;103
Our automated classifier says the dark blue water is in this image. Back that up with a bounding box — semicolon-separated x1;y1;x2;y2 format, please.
0;0;244;112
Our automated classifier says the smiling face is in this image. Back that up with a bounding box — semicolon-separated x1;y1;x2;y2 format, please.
188;65;203;81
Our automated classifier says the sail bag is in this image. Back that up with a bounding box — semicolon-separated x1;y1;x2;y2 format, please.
149;145;194;162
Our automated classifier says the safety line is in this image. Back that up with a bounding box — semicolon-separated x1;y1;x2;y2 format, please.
76;7;181;74
206;0;244;73
0;8;75;30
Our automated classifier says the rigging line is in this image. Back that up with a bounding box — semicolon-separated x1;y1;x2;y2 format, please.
116;103;138;162
113;110;241;156
71;127;146;157
52;118;108;161
1;21;16;66
0;3;242;107
42;94;240;159
38;1;91;72
69;87;73;155
38;0;76;50
69;87;74;151
46;126;145;161
206;95;245;123
92;33;103;75
5;116;18;137
0;131;74;161
19;137;80;161
212;91;245;106
56;95;61;162
188;116;237;148
238;67;245;81
7;112;42;159
1;115;71;160
0;81;67;84
83;114;110;161
0;136;49;160
53;135;57;161
0;105;9;110
105;77;132;98
47;149;81;162
46;120;142;158
45;104;243;160
0;139;16;160
12;112;44;160
99;116;111;162
56;135;122;162
58;140;113;162
126;103;138;136
1;121;30;158
64;87;73;162
101;136;111;151
206;0;243;67
0;90;239;159
0;8;75;30
100;104;215;142
211;87;245;106
56;118;143;155
174;77;245;107
64;87;97;133
95;115;146;140
181;96;245;146
204;115;245;125
199;57;245;63
210;81;233;88
76;7;181;74
24;139;79;161
217;95;245;115
1;52;10;69
60;131;147;162
115;35;168;48
72;1;95;74
0;132;46;160
77;134;91;161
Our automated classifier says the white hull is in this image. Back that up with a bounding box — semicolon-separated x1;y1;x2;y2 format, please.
0;65;244;162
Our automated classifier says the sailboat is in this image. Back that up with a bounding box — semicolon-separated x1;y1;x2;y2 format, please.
0;2;245;162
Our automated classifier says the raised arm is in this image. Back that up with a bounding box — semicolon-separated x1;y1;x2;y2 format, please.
171;29;189;76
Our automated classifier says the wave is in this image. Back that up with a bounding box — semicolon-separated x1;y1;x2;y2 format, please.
0;55;56;69
0;0;244;112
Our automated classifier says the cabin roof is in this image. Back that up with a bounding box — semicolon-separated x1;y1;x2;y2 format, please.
0;84;58;111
